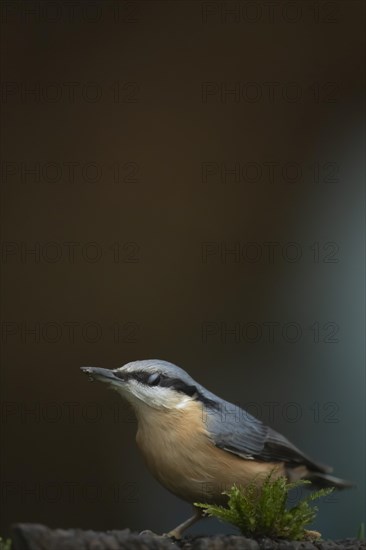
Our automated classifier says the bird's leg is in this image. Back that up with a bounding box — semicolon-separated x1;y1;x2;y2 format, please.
165;507;205;539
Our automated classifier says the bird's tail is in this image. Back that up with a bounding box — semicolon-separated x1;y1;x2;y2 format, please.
306;472;355;490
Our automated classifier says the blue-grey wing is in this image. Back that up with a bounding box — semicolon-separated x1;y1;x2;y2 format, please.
204;401;268;458
205;402;331;474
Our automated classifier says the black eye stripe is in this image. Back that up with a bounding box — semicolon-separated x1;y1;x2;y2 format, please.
147;372;161;386
160;378;197;397
115;371;197;394
113;370;218;409
113;370;162;385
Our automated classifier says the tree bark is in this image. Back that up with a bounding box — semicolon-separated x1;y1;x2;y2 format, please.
10;524;366;550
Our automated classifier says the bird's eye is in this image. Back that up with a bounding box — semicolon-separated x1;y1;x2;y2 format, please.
147;372;161;386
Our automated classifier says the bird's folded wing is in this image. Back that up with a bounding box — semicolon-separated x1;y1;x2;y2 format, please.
205;404;332;474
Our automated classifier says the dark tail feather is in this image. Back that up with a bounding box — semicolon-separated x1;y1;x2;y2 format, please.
306;472;355;490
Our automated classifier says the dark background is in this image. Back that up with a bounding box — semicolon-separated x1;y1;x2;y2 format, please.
0;0;365;540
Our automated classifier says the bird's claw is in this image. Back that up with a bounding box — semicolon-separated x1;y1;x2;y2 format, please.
139;530;180;546
163;531;181;540
139;529;159;536
139;529;178;539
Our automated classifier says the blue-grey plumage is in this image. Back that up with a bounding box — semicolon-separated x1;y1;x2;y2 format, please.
81;359;353;538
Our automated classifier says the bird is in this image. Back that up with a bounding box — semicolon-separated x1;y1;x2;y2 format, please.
80;359;352;539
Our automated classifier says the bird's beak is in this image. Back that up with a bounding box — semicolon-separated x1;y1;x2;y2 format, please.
80;366;121;384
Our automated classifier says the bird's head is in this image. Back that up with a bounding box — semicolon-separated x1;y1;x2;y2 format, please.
81;359;217;413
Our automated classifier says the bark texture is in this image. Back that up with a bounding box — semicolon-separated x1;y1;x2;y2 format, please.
10;524;366;550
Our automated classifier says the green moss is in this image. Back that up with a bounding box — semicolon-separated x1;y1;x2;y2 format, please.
195;472;333;541
0;537;11;550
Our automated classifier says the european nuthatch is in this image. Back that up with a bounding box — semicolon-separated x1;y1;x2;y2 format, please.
81;359;352;538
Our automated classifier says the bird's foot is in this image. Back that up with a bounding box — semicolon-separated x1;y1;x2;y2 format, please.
163;530;182;540
139;530;180;546
139;529;161;537
139;529;178;540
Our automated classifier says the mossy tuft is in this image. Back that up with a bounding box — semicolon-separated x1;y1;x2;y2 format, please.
195;472;333;541
0;537;11;550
